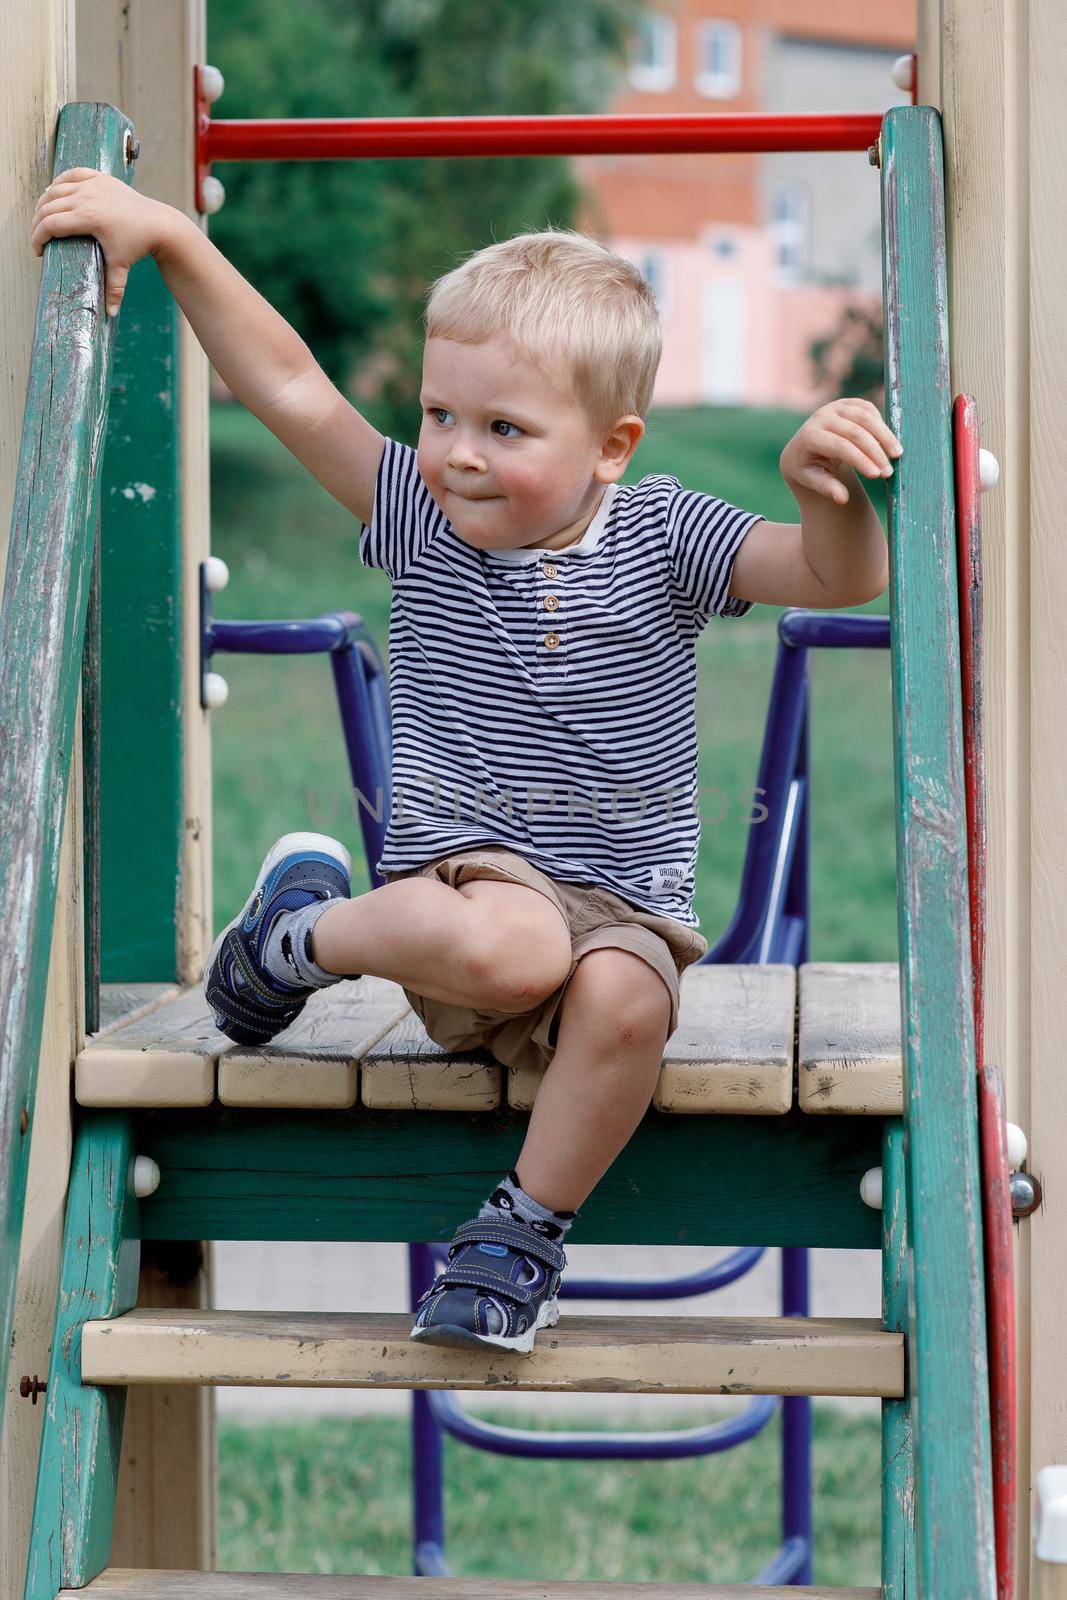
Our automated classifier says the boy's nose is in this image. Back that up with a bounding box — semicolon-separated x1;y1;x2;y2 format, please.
446;435;486;471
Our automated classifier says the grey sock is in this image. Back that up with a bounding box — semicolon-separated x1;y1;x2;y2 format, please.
262;899;347;988
479;1170;576;1242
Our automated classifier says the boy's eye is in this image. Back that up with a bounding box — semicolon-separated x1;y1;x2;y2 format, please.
428;407;454;426
491;420;523;439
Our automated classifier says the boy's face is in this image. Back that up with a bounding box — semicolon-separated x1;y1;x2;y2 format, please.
417;333;630;552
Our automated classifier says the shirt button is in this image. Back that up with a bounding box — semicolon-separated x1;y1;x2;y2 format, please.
543;562;558;578
543;594;560;611
544;632;560;649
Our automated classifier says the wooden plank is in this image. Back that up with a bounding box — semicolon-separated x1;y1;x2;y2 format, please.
219;977;411;1107
0;97;136;1454
132;1107;883;1249
63;1569;880;1599
111;1242;215;1571
879;1120;916;1598
2;739;82;1600
77;4;215;1577
654;963;794;1114
880;103;995;1598
0;19;78;1593
361;1003;501;1112
81;1309;902;1398
798;963;902;1115
76;988;231;1107
509;964;795;1114
97;983;183;1036
24;1113;141;1600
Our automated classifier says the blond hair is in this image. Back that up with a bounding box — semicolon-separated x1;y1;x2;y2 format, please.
424;228;662;437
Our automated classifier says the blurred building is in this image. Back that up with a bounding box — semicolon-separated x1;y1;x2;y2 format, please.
578;0;915;410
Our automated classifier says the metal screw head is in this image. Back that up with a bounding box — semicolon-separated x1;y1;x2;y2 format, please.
1010;1169;1042;1219
124;131;141;165
868;142;881;169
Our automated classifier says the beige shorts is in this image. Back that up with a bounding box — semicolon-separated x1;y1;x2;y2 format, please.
383;845;709;1076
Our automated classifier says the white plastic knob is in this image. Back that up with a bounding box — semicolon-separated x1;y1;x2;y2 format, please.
201;176;226;216
1006;1121;1028;1169
132;1155;161;1198
203;556;230;593
860;1167;883;1209
891;54;914;92
203;671;230;709
199;65;226;104
979;448;1000;492
1034;1465;1067;1562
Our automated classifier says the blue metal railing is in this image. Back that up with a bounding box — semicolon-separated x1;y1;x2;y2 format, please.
201;579;890;1585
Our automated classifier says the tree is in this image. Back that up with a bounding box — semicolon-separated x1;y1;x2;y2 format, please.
808;302;885;407
207;0;644;440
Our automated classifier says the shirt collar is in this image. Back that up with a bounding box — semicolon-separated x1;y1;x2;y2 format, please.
482;483;618;564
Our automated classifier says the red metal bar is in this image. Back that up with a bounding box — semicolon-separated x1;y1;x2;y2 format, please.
953;391;1017;1600
204;111;882;163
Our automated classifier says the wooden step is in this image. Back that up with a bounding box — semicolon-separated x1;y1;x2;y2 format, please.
79;965;797;1114
79;1311;902;1398
64;1567;880;1597
797;964;902;1115
81;963;904;1116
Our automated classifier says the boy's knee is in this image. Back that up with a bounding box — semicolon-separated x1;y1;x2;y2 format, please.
568;948;673;1045
464;923;571;1013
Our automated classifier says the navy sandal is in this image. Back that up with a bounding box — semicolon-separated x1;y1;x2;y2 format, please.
410;1215;566;1354
204;831;353;1047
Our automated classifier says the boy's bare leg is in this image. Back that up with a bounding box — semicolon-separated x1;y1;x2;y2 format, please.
513;948;673;1214
309;877;572;1013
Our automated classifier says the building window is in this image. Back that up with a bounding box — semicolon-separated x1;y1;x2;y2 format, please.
695;20;742;98
770;181;810;284
629;14;677;92
639;250;670;317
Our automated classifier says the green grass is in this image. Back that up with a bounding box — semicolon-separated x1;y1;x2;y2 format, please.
209;401;897;960
217;1406;882;1586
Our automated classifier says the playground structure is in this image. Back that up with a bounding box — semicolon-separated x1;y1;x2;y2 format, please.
1;2;1065;1597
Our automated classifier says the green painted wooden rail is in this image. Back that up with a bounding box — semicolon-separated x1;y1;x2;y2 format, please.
0;103;136;1442
879;104;996;1597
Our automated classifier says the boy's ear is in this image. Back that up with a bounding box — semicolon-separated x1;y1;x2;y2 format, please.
594;415;644;483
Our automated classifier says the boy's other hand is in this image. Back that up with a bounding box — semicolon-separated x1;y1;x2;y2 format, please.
780;398;903;507
30;168;174;319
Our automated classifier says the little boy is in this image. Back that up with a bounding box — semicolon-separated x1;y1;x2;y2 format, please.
32;170;898;1354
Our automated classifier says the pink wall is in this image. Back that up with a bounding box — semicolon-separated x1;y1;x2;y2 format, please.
615;232;878;413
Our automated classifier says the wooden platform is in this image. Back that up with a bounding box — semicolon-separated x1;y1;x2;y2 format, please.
63;1571;880;1599
80;1310;902;1398
79;964;902;1117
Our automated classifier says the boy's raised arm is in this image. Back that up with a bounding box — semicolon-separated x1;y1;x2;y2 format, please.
30;168;384;525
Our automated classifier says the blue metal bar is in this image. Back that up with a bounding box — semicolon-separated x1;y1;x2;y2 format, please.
781;649;814;1587
409;1245;448;1576
781;1249;813;1586
201;598;392;889
753;1536;810;1585
428;1386;778;1461
563;1245;765;1300
425;1240;767;1301
778;611;889;649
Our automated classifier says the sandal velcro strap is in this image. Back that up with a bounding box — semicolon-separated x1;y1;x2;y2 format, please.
450;1217;567;1272
433;1263;535;1304
223;929;296;1008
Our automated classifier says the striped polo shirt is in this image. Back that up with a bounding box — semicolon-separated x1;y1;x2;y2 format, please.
358;437;762;928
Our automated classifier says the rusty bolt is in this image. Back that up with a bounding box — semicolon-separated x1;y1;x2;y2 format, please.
19;1375;46;1404
867;142;881;169
19;1107;28;1136
124;131;141;164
